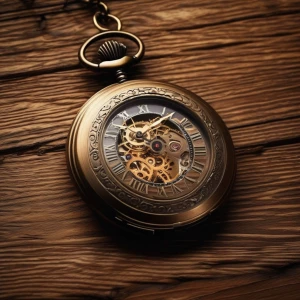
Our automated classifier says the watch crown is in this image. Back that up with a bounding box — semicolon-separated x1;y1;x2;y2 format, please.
98;40;127;61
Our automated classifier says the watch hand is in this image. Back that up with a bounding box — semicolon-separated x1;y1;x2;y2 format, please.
142;112;174;133
130;117;137;128
112;124;135;133
150;112;174;128
113;124;126;129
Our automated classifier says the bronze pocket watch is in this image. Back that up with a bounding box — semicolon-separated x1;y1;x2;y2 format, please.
66;1;236;234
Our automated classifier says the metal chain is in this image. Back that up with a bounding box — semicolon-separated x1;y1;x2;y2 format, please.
80;0;122;31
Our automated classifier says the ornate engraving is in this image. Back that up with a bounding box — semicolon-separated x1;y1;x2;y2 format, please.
88;87;225;214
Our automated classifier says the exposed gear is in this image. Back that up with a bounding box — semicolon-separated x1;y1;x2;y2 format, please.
128;154;154;181
121;121;150;150
117;115;190;184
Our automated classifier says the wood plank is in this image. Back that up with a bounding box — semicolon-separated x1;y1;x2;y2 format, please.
1;1;300;77
231;117;300;149
0;143;299;298
1;95;300;154
2;2;300;46
118;268;300;300
1;64;300;152
1;0;299;22
0;0;61;15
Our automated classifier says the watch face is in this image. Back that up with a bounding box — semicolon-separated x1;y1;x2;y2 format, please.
102;99;210;200
67;80;235;232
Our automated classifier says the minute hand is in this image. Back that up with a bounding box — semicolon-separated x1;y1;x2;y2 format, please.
142;112;175;133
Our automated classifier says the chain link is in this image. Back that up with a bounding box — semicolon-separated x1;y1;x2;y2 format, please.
97;1;109;16
93;12;121;31
79;0;122;32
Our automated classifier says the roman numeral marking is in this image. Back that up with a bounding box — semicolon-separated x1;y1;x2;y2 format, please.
157;186;167;197
161;107;166;115
129;178;149;194
192;161;204;173
190;132;202;141
118;111;130;120
138;105;150;114
112;162;126;176
104;144;118;162
170;184;183;194
184;176;196;186
180;118;194;129
194;146;206;156
104;130;118;139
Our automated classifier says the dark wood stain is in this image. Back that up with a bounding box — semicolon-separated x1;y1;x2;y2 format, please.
0;0;300;299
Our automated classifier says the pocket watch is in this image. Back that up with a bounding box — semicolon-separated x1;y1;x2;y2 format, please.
66;1;236;235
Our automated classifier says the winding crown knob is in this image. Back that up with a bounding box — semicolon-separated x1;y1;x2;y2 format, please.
98;40;127;61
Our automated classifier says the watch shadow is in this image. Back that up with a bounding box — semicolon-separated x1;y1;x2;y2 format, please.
100;199;233;257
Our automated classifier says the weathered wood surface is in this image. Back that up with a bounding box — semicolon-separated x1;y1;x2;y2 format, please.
0;0;300;299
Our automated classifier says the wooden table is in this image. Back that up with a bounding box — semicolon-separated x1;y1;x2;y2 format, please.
1;1;300;299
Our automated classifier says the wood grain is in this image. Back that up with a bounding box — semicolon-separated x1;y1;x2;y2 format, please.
0;0;300;299
1;0;300;77
0;143;300;299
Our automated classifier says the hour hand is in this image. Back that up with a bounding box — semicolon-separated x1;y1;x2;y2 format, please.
112;123;135;132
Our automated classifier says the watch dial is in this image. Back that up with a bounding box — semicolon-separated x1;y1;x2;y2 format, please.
102;100;210;200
